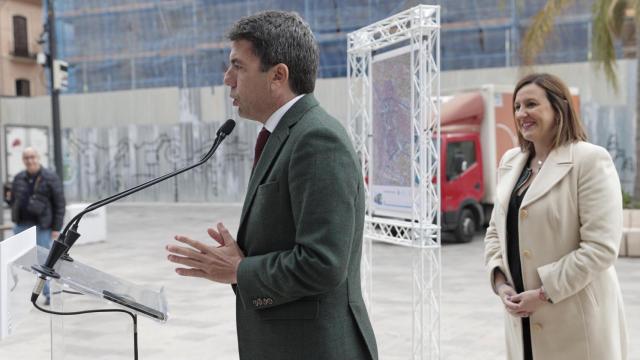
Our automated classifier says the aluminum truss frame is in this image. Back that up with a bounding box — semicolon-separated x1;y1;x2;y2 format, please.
347;5;441;359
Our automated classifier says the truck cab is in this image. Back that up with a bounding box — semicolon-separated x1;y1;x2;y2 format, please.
440;132;485;243
439;90;491;243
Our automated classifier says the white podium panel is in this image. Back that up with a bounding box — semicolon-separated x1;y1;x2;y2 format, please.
65;203;107;245
0;227;36;340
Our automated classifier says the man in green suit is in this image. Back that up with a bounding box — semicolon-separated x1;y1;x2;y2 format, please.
166;11;378;359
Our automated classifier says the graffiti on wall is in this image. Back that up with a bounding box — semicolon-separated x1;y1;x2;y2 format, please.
582;103;635;194
63;121;256;203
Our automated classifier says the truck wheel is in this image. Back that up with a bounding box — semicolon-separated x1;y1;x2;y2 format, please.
454;209;477;243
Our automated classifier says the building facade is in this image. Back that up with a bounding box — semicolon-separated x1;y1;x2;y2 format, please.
0;0;45;97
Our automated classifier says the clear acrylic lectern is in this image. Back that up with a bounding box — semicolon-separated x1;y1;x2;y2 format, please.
9;228;168;360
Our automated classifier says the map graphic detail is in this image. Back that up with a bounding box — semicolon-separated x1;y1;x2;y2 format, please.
372;51;412;188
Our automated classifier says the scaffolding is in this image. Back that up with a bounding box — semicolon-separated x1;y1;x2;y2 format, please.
51;0;597;94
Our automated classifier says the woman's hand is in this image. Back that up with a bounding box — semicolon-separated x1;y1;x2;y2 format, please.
504;288;547;317
497;283;529;318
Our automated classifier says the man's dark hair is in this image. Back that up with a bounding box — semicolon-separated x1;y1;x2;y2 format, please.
227;11;319;95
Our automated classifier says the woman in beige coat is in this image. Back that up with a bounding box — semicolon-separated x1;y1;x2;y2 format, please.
484;73;628;360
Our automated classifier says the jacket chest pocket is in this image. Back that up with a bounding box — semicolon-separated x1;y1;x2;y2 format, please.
249;180;286;249
255;180;280;216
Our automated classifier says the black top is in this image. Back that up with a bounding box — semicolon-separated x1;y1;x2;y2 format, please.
506;164;534;360
507;167;530;293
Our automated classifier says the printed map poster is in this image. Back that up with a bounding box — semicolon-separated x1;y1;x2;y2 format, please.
371;46;413;218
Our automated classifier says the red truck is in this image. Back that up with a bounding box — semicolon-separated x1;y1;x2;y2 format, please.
439;86;517;242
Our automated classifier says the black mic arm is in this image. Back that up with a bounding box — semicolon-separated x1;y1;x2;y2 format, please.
30;119;236;302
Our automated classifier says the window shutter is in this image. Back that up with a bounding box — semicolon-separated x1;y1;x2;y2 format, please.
13;15;28;57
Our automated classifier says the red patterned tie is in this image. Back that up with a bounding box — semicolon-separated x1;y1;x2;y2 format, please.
253;127;271;169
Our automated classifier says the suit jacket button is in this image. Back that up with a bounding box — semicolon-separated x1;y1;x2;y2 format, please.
520;209;528;219
533;323;543;332
523;250;532;259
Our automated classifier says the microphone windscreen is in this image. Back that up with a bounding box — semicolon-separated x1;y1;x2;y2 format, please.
217;119;236;136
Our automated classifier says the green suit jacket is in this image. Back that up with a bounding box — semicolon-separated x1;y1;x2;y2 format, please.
234;94;378;359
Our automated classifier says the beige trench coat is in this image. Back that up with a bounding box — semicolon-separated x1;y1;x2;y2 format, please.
484;141;628;360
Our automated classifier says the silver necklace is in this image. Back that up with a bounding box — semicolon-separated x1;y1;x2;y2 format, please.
525;160;543;173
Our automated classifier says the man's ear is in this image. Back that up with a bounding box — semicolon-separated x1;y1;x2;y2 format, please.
270;63;289;89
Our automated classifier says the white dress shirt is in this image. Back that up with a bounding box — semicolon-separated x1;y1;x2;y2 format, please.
262;94;305;133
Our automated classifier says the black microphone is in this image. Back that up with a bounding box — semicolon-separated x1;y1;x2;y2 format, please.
31;119;236;302
217;119;236;136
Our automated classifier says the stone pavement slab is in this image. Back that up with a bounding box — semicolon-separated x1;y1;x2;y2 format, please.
0;204;637;359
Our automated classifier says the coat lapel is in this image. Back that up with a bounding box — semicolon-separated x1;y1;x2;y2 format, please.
521;143;573;208
238;94;319;230
496;150;529;213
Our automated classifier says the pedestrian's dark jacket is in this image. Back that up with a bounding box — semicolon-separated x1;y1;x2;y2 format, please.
8;168;65;231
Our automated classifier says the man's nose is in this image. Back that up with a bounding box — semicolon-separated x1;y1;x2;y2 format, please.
223;69;233;86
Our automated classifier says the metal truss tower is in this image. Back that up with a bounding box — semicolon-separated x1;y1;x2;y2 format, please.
347;5;441;359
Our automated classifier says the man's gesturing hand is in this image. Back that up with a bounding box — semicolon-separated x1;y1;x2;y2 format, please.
166;223;245;284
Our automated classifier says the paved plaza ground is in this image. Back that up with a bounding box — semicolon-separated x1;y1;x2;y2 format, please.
0;203;638;359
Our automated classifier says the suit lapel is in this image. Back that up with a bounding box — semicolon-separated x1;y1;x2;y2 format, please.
521;143;573;208
238;94;319;230
496;150;529;213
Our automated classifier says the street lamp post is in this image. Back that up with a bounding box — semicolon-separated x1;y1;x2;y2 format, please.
46;0;63;180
